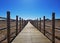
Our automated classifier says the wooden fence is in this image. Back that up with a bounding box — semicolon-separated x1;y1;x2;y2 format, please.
0;11;28;43
30;12;60;43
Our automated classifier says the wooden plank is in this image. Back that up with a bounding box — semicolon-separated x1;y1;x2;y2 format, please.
12;22;51;43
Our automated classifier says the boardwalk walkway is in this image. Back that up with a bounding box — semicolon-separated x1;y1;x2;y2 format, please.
12;22;51;43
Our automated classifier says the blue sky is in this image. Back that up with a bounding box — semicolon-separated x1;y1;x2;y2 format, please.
0;0;60;20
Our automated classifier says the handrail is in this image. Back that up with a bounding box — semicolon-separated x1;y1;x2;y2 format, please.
0;17;7;19
0;28;7;30
0;35;7;42
45;24;60;30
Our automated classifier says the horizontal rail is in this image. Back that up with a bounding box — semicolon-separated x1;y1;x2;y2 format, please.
45;34;52;41
0;17;7;19
45;29;60;40
45;25;51;27
0;11;28;43
0;25;16;30
0;35;7;42
45;24;60;30
10;19;16;22
0;17;15;21
0;31;16;42
10;35;16;42
45;30;52;35
55;36;60;40
10;32;16;36
10;25;16;28
0;28;6;30
30;12;60;43
55;28;60;30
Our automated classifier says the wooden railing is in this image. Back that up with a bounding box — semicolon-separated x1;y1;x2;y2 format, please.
0;11;28;43
30;12;60;43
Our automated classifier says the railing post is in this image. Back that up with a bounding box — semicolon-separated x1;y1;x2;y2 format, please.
43;16;45;35
16;16;18;36
23;19;24;28
7;11;10;43
19;17;21;32
21;18;23;29
40;18;41;32
37;18;38;29
52;12;55;43
24;20;25;27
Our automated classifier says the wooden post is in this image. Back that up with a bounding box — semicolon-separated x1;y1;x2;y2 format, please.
23;19;24;28
37;18;38;29
16;16;18;36
52;12;55;43
43;16;45;35
34;20;35;27
21;18;23;29
19;17;21;32
7;11;10;43
23;20;25;27
35;20;36;28
40;18;41;32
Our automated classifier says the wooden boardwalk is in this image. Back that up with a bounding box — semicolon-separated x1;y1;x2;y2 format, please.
12;22;51;43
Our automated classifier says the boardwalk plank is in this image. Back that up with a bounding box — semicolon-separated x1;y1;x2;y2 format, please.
12;22;51;43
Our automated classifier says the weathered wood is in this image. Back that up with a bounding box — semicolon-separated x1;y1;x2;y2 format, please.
19;17;21;32
12;22;51;43
40;18;41;32
21;18;23;29
52;12;55;43
7;11;10;43
37;18;38;29
16;16;18;36
43;16;45;35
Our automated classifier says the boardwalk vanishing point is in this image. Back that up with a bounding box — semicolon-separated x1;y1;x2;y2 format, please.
12;22;51;43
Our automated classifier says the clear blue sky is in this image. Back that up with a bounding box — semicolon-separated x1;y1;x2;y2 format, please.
0;0;60;20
